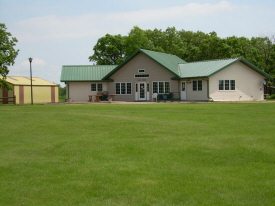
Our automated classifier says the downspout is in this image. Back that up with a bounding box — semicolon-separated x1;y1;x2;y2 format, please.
207;79;210;99
67;83;70;99
178;64;181;99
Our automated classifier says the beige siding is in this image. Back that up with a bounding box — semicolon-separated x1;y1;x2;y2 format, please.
55;86;59;102
14;85;19;104
21;86;56;104
67;82;108;102
107;53;178;101
209;62;265;101
1;83;58;104
183;79;208;101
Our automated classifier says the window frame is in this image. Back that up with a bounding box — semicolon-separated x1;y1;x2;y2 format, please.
134;74;149;78
115;82;132;95
193;80;202;91
138;69;145;73
219;80;235;91
152;81;170;93
91;83;103;92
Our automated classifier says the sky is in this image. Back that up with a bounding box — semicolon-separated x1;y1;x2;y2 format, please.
1;0;275;87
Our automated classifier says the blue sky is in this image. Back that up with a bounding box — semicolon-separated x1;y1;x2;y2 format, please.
1;0;275;86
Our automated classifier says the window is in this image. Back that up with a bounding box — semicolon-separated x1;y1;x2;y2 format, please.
115;83;132;95
152;81;170;93
127;83;131;94
91;83;102;91
138;69;145;73
219;80;235;91
97;84;102;91
219;80;224;90
91;84;96;91
153;82;158;93
135;74;149;78
225;80;229;90
193;80;202;91
159;82;164;93
230;80;235;90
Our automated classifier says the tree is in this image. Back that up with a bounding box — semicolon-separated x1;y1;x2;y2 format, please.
125;26;153;56
0;23;19;90
145;28;165;53
89;27;274;91
161;27;187;58
89;34;126;65
249;35;275;94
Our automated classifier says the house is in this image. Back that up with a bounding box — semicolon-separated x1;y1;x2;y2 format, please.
0;76;59;104
60;49;272;102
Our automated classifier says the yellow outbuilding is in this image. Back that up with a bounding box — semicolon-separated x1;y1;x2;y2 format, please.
0;76;59;104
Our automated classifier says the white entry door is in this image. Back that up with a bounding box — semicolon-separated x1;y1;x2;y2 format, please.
139;82;146;101
181;81;186;100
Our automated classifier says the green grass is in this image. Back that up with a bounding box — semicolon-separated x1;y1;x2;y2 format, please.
1;103;275;206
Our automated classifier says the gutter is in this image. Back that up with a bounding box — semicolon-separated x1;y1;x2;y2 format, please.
67;83;70;99
207;80;210;99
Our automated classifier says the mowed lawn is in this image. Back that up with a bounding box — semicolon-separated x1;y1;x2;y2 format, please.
1;103;275;206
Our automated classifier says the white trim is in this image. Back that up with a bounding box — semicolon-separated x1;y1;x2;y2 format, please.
115;82;132;95
138;82;147;100
152;81;170;93
134;74;149;78
219;79;236;91
138;69;145;73
91;83;102;92
192;80;202;91
181;81;187;100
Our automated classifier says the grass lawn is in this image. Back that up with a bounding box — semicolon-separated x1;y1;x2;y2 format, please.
1;103;275;206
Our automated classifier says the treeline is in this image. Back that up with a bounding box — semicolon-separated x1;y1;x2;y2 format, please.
89;26;275;81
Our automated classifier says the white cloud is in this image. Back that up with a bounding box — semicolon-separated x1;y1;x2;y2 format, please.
21;58;46;67
9;58;60;85
14;1;237;42
7;0;274;87
109;1;236;23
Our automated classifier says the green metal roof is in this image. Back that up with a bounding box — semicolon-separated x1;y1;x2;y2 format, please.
178;58;272;79
103;49;186;79
60;65;117;82
60;51;272;82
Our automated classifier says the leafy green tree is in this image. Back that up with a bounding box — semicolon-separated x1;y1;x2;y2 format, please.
161;27;187;58
249;35;275;94
145;28;165;53
0;23;19;90
89;34;126;65
225;36;251;58
59;85;66;102
125;26;153;56
89;27;274;90
180;30;210;62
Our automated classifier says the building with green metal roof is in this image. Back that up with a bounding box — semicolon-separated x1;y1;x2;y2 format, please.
61;65;117;82
60;49;271;102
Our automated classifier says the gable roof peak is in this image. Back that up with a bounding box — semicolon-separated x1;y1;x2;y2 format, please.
139;48;179;56
103;49;186;79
